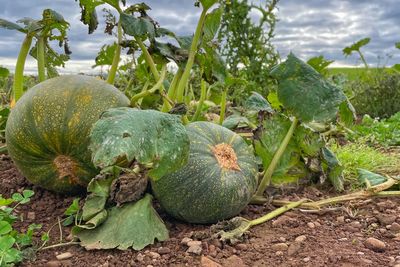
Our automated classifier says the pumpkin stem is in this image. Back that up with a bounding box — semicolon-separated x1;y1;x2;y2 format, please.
212;143;241;171
53;155;79;185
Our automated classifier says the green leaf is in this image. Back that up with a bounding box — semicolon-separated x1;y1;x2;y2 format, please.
11;193;23;202
0;67;9;78
0;18;25;33
321;147;344;191
393;64;400;72
199;0;218;10
396;42;400;49
120;13;155;39
270;53;346;123
22;190;34;199
90;108;190;180
0;235;15;250
75;0;104;33
0;198;13;206
339;98;356;127
73;194;169;250
244;92;273;113
343;37;370;56
0;221;12;235
92;43;117;68
254;114;308;185
222;115;251;130
64;198;80;216
203;7;222;42
306;55;334;75
357;168;387;187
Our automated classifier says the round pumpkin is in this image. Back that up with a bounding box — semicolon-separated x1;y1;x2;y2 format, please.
151;121;258;224
6;75;130;194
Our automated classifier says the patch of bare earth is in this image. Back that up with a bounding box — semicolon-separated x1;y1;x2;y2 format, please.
1;155;400;267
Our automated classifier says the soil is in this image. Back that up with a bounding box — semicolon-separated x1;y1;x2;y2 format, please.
1;154;400;267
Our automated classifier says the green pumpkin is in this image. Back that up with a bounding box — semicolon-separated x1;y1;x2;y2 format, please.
152;121;258;224
6;75;130;194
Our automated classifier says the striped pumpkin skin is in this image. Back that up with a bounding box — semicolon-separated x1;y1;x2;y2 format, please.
152;121;258;224
6;75;130;194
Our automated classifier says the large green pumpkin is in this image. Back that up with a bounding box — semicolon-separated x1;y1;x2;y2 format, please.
6;75;130;194
152;121;258;224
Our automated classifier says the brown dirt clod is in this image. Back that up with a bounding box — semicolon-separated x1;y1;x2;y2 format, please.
211;143;241;171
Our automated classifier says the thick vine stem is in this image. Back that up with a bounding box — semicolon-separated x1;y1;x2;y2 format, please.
13;34;34;104
107;20;122;85
130;66;167;105
135;37;171;110
272;176;400;210
218;87;228;125
161;68;183;112
216;199;306;244
37;35;46;82
191;79;207;122
175;8;208;103
253;117;299;198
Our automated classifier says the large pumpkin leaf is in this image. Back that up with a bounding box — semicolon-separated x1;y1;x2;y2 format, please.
90;108;189;180
270;53;346;123
203;6;222;42
73;194;168;250
244;92;273;113
357;168;387;187
120;13;155;39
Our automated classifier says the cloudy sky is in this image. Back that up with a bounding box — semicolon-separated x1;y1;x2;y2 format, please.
0;0;399;74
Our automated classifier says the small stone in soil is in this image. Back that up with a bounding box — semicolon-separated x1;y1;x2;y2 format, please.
157;247;171;255
45;261;61;267
307;222;315;228
303;257;310;262
235;244;248;251
275;251;284;256
201;256;222;267
224;255;246;267
391;222;400;232
181;237;193;245
187;245;203;255
377;214;397;225
187;240;202;247
295;235;307;243
288;242;302;256
136;253;145;262
149;252;160;259
270;243;288;251
364;237;386;252
336;216;345;223
56;252;73;260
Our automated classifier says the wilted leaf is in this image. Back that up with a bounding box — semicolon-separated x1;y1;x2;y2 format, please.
222;115;251;130
357;168;387;187
75;0;103;34
321;147;344;191
73;194;169;250
0;19;25;33
92;43;117;68
90;108;189;180
270;53;346;123
244;92;273;113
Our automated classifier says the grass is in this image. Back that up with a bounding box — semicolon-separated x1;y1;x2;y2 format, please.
327;67;396;81
329;141;400;186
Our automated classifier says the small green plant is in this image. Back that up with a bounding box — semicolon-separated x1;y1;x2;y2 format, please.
0;190;40;266
348;113;400;146
343;37;370;69
330;141;400;184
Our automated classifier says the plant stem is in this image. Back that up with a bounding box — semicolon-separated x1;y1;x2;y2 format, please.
13;34;33;103
272;177;400;209
130;66;166;105
250;199;306;226
39;241;81;251
107;20;122;85
175;8;208;103
219;87;228;125
37;35;46;82
357;49;369;69
135;37;171;110
253;117;299;198
191;79;207;122
161;68;183;112
0;145;7;154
